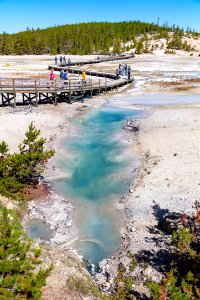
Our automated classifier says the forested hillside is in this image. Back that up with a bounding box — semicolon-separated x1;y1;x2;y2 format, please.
0;21;198;55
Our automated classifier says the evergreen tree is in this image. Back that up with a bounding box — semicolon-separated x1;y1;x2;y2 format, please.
135;39;144;54
113;39;121;54
0;122;55;198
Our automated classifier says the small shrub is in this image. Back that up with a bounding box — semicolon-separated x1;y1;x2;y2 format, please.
128;253;137;272
164;49;176;55
148;200;200;300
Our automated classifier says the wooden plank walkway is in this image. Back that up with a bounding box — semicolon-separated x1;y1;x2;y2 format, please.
49;65;117;79
0;54;135;107
0;76;134;107
55;54;135;67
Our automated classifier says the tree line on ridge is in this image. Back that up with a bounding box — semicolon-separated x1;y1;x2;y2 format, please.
0;21;199;55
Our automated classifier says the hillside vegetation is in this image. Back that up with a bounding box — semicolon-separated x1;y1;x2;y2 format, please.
0;21;199;55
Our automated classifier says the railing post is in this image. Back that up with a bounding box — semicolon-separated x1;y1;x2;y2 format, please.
99;79;101;95
90;79;93;98
69;79;72;104
12;79;16;108
81;80;84;102
105;77;107;93
54;79;57;105
35;80;38;106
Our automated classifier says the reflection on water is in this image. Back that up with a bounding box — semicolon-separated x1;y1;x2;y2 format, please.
54;108;142;264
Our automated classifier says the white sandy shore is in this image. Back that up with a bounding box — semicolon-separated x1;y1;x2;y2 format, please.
126;104;200;249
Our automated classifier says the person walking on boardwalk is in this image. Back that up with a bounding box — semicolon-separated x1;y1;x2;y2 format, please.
55;56;58;65
82;70;86;84
63;70;69;84
59;56;63;65
60;69;64;79
119;64;123;75
124;64;128;76
49;68;55;87
127;66;131;80
116;67;119;79
63;56;66;66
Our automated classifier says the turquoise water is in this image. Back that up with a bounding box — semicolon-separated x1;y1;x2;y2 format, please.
54;108;142;265
26;219;53;241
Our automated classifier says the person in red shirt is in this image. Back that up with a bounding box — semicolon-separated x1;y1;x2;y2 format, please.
50;68;55;87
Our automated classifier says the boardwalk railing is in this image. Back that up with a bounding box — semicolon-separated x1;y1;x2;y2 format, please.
0;76;134;107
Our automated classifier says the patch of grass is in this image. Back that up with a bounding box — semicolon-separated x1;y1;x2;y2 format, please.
129;255;138;272
67;275;102;298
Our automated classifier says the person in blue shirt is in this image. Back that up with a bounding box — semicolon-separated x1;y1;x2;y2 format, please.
55;57;58;65
63;70;69;84
60;69;64;79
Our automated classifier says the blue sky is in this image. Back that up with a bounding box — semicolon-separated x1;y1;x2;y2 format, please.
0;0;200;34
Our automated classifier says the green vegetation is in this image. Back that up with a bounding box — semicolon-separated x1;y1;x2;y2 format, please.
0;21;198;55
67;275;103;298
164;49;176;54
67;255;138;300
148;201;200;300
0;124;54;298
0;122;55;201
110;263;134;300
0;206;52;299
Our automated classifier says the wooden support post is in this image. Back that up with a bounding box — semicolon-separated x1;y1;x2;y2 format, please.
90;79;93;98
99;79;101;95
69;79;72;104
54;80;57;105
105;77;107;93
35;80;38;106
12;79;16;108
81;80;84;102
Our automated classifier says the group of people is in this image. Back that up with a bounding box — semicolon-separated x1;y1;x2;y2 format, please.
116;64;131;79
54;56;71;66
49;68;87;85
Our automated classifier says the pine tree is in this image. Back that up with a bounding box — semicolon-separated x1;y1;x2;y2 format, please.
0;206;52;299
135;39;144;54
113;39;121;54
0;122;55;198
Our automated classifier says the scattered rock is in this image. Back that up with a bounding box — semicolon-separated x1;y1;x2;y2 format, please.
158;212;181;234
123;119;139;132
95;273;107;285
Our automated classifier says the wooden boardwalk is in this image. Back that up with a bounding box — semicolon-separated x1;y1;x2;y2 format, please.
0;55;134;107
49;65;118;79
55;54;135;67
0;76;134;107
